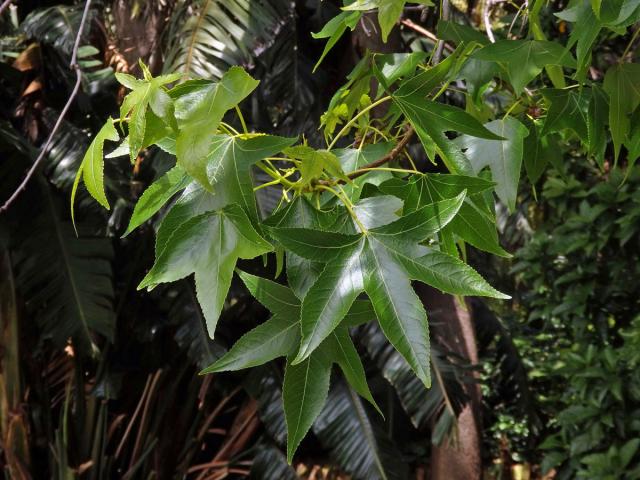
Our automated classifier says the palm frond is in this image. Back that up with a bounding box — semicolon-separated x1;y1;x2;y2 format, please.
1;123;115;356
169;281;226;369
249;444;299;480
21;5;96;59
360;322;468;440
314;380;409;480
164;0;290;80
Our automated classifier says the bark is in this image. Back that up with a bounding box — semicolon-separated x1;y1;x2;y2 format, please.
416;285;483;480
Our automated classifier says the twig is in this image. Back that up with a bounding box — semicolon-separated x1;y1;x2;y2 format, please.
433;0;450;64
484;0;496;43
0;0;12;16
319;126;415;186
0;0;93;213
401;19;454;53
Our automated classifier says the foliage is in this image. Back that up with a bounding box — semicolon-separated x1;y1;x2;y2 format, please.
506;163;640;479
2;0;640;478
72;0;640;468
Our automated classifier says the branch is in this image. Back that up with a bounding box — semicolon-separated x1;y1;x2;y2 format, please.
319;126;415;186
0;0;93;213
433;0;450;64
0;0;12;16
483;0;496;43
401;19;454;53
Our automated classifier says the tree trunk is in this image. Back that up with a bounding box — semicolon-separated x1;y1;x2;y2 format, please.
416;285;483;480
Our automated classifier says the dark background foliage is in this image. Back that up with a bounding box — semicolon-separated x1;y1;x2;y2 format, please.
1;0;639;479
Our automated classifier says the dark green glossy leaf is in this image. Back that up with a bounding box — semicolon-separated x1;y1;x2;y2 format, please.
283;351;332;462
138;204;272;336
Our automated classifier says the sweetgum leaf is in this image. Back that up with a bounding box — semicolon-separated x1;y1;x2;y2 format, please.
138;204;271;337
175;67;259;189
456;117;529;212
71;118;119;223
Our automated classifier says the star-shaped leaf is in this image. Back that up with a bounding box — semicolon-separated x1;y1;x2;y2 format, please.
380;174;510;257
540;88;590;142
199;271;380;463
343;1;434;42
268;192;472;386
137;204;271;336
456;117;529;212
472;40;576;93
175;67;259;189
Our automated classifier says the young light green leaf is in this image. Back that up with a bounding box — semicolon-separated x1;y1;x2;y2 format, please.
456;117;529;212
312;10;361;72
175;67;259;188
138;204;272;337
116;71;180;163
123;165;191;236
71;118;119;223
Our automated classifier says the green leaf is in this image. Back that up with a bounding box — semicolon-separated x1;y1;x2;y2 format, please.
312;11;361;72
380;174;509;256
123;165;191;236
327;328;381;415
269;194;471;385
238;270;300;317
522;119;561;184
175;67;259;188
294;239;366;364
456;117;529;212
392;95;500;174
202;134;296;219
342;0;404;42
371;190;466;240
71;118;119;222
436;20;489;45
603;62;640;163
385;246;510;298
283;351;332;463
201;313;299;373
540;88;590;142
116;71;180;163
472;40;576;93
375;52;429;85
363;236;431;387
556;1;602;78
138;204;272;337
